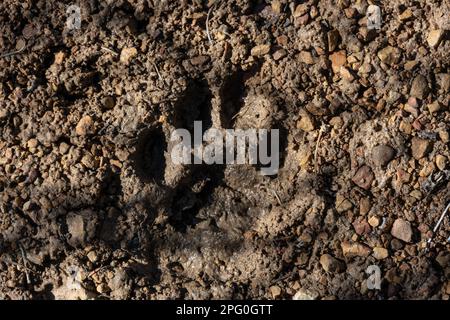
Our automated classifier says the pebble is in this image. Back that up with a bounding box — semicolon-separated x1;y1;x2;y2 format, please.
102;96;116;110
327;30;340;52
87;251;98;263
373;247;389;260
0;108;9;120
320;254;345;273
341;241;371;257
436;154;447;170
76;116;94;136
299;50;314;65
336;197;353;213
329;50;346;73
427;101;442;114
297;113;315;132
96;283;111;294
251;44;271;57
273;49;287;61
67;214;86;247
368;216;380;228
411;137;432;159
293;4;308;17
27;138;39;150
435;252;449;268
353;218;371;235
54;51;65;65
59;142;70;154
377;46;401;66
427;29;444;48
352;165;374;190
120;47;138;64
270;285;282;298
372;144;395;167
399;8;413;21
340;66;355;81
410;75;429;99
359;198;371;215
391;218;412;242
292;289;318;300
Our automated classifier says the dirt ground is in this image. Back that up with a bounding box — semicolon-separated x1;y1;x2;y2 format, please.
0;0;449;300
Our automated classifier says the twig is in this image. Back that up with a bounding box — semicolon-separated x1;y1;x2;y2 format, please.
87;265;109;278
0;44;26;58
19;245;31;285
426;202;450;250
152;62;163;82
314;124;326;173
101;46;119;56
271;189;282;206
206;1;220;45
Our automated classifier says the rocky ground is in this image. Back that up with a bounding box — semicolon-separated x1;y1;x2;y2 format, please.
0;0;449;300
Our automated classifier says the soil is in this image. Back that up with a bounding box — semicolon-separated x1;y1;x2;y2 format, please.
0;0;449;300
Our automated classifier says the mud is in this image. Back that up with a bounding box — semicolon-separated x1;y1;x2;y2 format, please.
0;0;449;300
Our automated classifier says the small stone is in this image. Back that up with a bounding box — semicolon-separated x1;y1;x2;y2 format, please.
120;47;138;64
102;96;116;110
439;130;449;143
341;241;371;257
273;49;287;61
373;247;389;260
353;218;371;235
336;194;353;213
411;137;432;159
66;210;97;247
293;4;308;17
27;138;39;150
319;254;345;273
59;142;70;154
435;252;449;268
372;145;395;167
352;165;374;190
410;189;423;199
81;154;97;169
270;285;282;298
67;214;86;247
327;30;340;52
190;55;210;66
0;108;9;120
96;283;110;294
251;44;271;57
436;155;447;171
340;66;355;81
293;289;318;300
297;113;315;131
391;218;412;242
296;13;310;25
410;75;429;99
368;216;380;228
22;23;37;39
391;239;404;251
377;46;401;66
427;29;444;48
329;50;346;73
87;251;98;263
359;198;371;215
404;60;419;71
271;0;282;14
427;101;442;113
299;50;314;64
54;51;65;65
399;9;413;21
76;116;94;136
